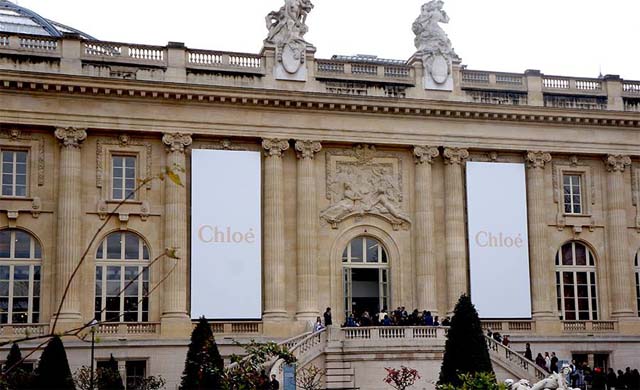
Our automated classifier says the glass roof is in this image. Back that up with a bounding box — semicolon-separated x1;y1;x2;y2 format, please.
0;0;95;39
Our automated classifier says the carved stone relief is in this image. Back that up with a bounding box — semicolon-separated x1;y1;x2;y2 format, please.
322;145;410;229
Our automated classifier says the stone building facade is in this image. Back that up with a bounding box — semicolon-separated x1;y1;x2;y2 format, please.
1;0;640;388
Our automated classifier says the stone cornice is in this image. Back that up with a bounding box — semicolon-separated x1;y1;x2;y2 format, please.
1;71;639;131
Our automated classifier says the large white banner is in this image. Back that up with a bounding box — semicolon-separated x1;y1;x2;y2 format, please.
191;149;262;319
466;162;531;318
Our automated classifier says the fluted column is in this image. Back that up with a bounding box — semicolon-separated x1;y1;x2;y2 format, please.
161;133;192;323
263;139;290;320
413;146;440;313
54;127;87;324
604;154;634;318
443;147;469;314
526;151;555;319
295;140;322;321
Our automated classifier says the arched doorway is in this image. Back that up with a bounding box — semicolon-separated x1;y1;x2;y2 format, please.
342;236;389;322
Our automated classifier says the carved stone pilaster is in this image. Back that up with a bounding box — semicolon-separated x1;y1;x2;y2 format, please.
413;145;439;313
526;151;552;169
295;140;322;159
413;146;439;164
443;147;468;314
443;147;469;165
55;127;87;148
525;151;555;319
54;127;87;325
605;154;631;173
605;154;634;318
161;132;191;332
263;138;289;320
162;132;192;153
262;138;290;157
295;140;321;320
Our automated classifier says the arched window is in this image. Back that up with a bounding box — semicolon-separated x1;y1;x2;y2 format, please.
342;236;389;319
555;241;598;321
0;229;42;324
635;252;640;317
95;232;149;323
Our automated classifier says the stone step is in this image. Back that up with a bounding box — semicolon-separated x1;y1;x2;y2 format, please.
326;374;354;383
326;361;352;369
326;368;354;376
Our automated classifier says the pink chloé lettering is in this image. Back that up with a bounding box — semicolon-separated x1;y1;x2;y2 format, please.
198;225;256;244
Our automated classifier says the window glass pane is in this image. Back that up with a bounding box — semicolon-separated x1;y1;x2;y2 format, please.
366;238;378;263
2;174;12;185
14;231;30;258
2;186;12;196
12;297;28;312
96;242;103;259
13;281;28;296
33;281;40;297
350;238;363;262
33;266;40;281
0;266;9;280
15;152;27;164
13;266;29;280
113;156;123;168
562;244;573;265
342;248;348;262
0;281;8;296
125;157;136;169
124;233;140;260
2;152;12;163
0;231;10;258
34;241;41;259
142;244;149;260
106;234;121;259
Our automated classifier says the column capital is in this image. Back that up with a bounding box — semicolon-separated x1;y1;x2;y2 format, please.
413;146;439;164
262;138;290;157
295;140;322;159
605;154;631;173
526;151;552;169
54;127;87;148
162;132;192;153
443;147;469;165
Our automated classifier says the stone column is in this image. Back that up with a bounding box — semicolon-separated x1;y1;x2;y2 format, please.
54;127;87;325
295;140;322;321
161;133;192;332
413;146;440;313
604;154;635;318
525;151;555;319
262;139;290;320
443;147;469;314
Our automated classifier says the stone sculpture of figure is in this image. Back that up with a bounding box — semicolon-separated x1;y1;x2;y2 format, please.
412;0;455;55
505;379;532;390
320;182;362;224
265;0;314;45
530;365;576;390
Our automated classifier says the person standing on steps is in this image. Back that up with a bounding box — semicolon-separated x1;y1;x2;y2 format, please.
323;307;332;326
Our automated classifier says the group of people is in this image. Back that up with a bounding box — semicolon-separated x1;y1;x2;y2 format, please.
256;370;280;390
522;345;640;390
340;306;451;328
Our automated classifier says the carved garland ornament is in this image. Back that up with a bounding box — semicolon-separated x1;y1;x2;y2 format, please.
322;145;410;229
96;135;152;190
0;129;45;186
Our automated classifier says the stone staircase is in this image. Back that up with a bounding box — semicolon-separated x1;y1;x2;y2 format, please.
485;336;548;384
325;359;356;389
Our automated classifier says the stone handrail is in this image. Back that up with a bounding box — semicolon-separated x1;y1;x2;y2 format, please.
485;335;548;382
481;320;535;333
0;33;60;56
542;75;604;93
269;328;328;379
225;330;313;372
316;59;414;82
208;321;263;334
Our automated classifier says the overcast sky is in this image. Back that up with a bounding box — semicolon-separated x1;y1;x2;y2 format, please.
14;0;640;79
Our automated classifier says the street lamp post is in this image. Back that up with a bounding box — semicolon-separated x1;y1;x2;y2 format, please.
89;319;98;389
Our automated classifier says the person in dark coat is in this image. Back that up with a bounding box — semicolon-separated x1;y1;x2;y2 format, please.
323;307;332;326
535;353;546;369
591;367;606;390
606;368;617;389
524;343;533;361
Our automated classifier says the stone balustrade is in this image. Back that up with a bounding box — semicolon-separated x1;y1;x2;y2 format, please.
208;321;263;335
0;324;49;339
481;320;536;334
339;326;447;341
96;322;160;337
1;32;640;112
562;320;617;333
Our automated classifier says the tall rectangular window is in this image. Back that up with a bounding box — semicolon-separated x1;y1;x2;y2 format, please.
563;174;582;214
1;150;28;197
126;360;146;390
112;156;136;200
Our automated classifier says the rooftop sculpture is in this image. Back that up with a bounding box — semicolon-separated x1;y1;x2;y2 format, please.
413;0;459;91
265;0;314;79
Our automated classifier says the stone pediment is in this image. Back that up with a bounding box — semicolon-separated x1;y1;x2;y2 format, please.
322;145;409;230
